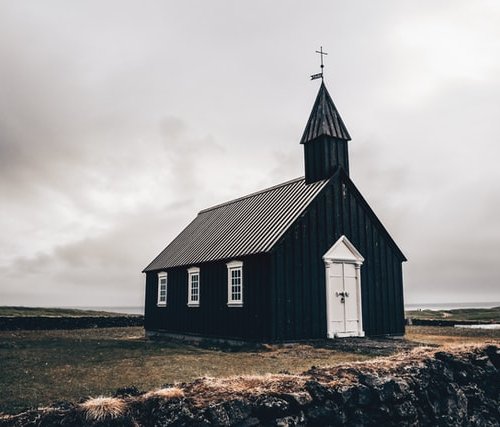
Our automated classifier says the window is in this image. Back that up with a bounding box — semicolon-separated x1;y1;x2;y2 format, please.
157;272;167;306
226;260;243;307
187;267;200;307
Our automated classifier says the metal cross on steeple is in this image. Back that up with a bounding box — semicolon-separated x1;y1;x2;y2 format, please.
310;46;328;81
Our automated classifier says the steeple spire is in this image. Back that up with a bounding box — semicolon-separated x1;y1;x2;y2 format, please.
301;80;352;184
300;81;351;144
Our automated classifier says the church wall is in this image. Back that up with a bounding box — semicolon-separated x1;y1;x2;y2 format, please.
270;170;405;340
144;253;273;341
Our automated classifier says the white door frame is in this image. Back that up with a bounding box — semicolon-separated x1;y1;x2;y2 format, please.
323;235;365;338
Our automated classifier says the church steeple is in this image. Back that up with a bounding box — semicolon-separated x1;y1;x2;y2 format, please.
301;81;351;184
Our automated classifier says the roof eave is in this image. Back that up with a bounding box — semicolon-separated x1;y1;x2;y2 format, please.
300;133;352;145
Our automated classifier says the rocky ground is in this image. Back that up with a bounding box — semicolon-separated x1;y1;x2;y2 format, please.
1;344;498;426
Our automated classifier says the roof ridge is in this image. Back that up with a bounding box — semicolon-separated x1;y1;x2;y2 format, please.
198;176;307;214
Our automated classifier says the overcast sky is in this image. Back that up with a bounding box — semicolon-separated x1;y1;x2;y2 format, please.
1;1;499;308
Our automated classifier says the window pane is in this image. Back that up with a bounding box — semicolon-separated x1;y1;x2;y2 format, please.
230;268;242;301
228;265;242;304
189;273;200;303
158;274;167;305
159;282;166;302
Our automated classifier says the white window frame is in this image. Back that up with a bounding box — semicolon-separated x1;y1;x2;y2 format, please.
157;271;167;307
226;260;243;307
187;267;200;307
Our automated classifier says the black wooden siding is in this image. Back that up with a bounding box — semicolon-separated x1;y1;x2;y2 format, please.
270;169;405;340
304;136;349;184
145;253;272;341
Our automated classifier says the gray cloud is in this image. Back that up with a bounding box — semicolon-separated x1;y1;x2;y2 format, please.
0;1;499;308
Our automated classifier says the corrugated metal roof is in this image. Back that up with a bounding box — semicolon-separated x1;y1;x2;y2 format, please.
144;177;329;271
300;81;351;144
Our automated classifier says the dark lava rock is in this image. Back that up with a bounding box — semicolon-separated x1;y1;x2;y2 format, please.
395;400;418;421
280;392;313;409
205;403;231;426
234;417;261;427
485;345;500;369
204;400;253;426
113;386;142;398
305;381;332;402
329;385;357;406
147;399;202;426
274;411;306;426
306;400;345;426
376;379;401;403
356;384;373;406
253;396;290;420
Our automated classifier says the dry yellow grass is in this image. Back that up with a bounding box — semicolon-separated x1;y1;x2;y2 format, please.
142;387;185;400
183;373;307;407
163;343;494;407
79;396;127;422
406;325;500;346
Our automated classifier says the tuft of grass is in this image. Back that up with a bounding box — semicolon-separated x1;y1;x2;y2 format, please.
79;396;127;422
142;387;184;400
183;373;307;407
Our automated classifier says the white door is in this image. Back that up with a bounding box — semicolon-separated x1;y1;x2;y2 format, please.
324;236;364;338
328;262;359;336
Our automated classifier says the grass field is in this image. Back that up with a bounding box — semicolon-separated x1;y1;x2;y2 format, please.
405;306;500;322
0;327;370;414
1;324;499;414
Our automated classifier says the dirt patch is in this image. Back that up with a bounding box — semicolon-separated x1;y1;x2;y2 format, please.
312;336;422;356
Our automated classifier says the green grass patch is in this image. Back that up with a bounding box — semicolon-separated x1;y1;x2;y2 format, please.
405;306;500;322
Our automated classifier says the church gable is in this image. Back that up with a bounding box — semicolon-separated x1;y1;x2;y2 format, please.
270;170;406;339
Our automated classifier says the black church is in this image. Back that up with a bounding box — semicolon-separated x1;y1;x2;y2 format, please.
143;78;406;341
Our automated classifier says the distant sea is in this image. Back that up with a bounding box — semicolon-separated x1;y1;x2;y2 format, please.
405;302;500;311
65;302;500;315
